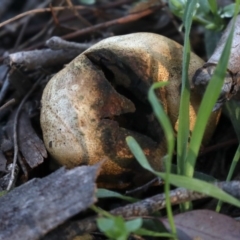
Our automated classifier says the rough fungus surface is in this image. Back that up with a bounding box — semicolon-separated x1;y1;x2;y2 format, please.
40;33;220;188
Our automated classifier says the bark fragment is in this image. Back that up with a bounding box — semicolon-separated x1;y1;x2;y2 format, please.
6;110;47;169
0;164;99;240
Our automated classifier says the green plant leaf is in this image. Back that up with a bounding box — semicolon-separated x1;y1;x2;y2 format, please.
78;0;96;4
204;29;222;58
97;216;128;240
197;0;211;14
96;188;137;202
126;136;240;208
168;0;185;18
135;228;174;238
169;0;227;30
97;217;115;232
97;216;143;240
208;0;218;14
220;3;236;18
169;0;185;10
125;218;142;232
216;144;240;211
225;100;240;141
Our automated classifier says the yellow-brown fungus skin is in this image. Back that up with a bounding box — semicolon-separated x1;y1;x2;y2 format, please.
40;33;220;188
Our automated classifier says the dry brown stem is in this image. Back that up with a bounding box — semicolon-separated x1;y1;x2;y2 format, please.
6;77;42;191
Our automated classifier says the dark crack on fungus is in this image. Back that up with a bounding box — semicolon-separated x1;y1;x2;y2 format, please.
85;50;164;144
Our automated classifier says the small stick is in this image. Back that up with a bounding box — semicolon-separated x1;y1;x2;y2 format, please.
65;0;92;27
17;152;28;178
0;99;15;112
18;0;65;50
0;70;9;105
61;3;166;40
199;138;238;156
6;48;85;70
0;6;90;29
13;1;165;51
43;180;240;239
125;177;163;195
13;0;52;50
46;36;93;50
6;78;42;191
18;19;54;50
100;0;137;9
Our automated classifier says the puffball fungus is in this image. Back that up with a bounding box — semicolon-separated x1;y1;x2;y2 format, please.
40;33;220;188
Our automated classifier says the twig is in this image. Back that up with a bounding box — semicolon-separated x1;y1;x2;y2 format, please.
43;180;240;239
164;7;184;41
100;0;137;9
65;0;92;27
13;0;52;51
6;48;86;70
62;4;166;40
13;18;30;51
0;164;19;191
0;77;10;105
46;36;93;50
0;6;91;29
18;152;28;178
0;99;15;112
11;1;165;51
125;177;163;195
18;0;66;50
200;138;238;156
6;77;42;191
18;18;54;50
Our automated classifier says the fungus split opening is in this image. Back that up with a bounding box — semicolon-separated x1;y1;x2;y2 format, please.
86;50;163;144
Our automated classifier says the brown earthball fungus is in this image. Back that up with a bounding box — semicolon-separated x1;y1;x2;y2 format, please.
40;33;220;188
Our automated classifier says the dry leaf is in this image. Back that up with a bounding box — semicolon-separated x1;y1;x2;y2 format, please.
162;209;240;240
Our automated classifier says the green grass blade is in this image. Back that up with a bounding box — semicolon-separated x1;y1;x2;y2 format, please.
168;162;216;182
148;81;176;234
216;144;240;211
208;0;218;14
126;137;240;208
185;14;237;178
148;82;175;164
225;100;240;141
177;0;198;175
216;97;240;211
135;228;174;238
